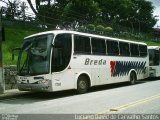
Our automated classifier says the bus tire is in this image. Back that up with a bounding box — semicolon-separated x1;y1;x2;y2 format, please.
130;72;137;85
77;75;89;94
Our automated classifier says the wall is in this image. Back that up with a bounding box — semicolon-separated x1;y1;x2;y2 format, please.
4;65;17;90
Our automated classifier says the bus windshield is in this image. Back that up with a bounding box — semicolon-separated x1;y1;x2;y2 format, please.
149;49;160;66
17;34;53;76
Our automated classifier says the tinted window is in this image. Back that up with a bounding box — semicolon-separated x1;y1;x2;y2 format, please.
130;44;139;56
91;38;106;54
74;35;91;54
149;49;159;66
107;40;119;55
119;42;130;56
52;34;72;72
139;45;147;57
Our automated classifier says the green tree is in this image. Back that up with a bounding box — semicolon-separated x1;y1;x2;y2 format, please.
130;0;157;32
1;0;29;21
20;2;28;21
2;0;21;19
27;0;69;28
63;0;100;29
26;0;157;32
96;0;156;32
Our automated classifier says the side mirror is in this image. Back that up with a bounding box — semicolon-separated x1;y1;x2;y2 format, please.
12;47;21;61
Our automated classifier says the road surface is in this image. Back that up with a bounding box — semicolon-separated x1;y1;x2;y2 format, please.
0;79;160;120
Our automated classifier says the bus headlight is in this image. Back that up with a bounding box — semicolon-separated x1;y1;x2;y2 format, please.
38;79;49;84
17;80;21;84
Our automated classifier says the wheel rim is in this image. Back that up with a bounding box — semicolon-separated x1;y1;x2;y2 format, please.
79;80;87;90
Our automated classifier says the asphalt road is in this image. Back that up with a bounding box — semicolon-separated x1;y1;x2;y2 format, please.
0;79;160;120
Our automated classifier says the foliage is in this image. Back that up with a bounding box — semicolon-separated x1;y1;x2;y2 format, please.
104;27;113;33
1;0;29;21
1;0;157;32
78;26;86;32
3;27;37;65
87;24;95;31
30;0;156;32
96;25;104;31
1;0;158;32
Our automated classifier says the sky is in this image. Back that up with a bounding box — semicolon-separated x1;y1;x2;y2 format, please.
0;0;160;28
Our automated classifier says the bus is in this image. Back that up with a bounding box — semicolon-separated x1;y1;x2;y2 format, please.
148;46;160;77
16;30;149;93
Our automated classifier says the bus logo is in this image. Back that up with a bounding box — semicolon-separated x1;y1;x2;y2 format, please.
85;58;106;65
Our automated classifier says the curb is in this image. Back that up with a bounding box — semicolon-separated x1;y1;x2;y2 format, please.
0;89;29;100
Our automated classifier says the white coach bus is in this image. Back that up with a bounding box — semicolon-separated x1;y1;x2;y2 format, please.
16;30;149;93
148;46;160;77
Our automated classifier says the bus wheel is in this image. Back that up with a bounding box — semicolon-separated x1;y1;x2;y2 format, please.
130;72;137;85
77;76;89;94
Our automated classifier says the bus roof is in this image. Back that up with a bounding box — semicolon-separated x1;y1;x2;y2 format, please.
24;30;147;45
148;46;160;50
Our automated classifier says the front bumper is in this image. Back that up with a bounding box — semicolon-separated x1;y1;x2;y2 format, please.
17;80;52;92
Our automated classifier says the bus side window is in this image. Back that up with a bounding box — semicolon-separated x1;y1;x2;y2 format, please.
52;34;72;72
74;35;91;54
139;45;147;57
119;42;130;56
107;40;119;55
155;50;160;65
130;44;139;56
91;38;106;55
